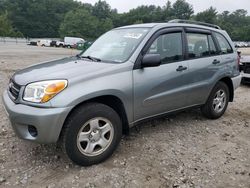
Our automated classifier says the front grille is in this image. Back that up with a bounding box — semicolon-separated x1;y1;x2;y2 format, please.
241;63;250;74
243;77;250;83
245;67;250;74
9;80;21;100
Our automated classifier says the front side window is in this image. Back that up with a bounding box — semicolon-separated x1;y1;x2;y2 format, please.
214;33;233;54
147;32;183;63
82;28;150;63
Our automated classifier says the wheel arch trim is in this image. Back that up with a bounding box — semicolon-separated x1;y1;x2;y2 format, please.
59;94;130;141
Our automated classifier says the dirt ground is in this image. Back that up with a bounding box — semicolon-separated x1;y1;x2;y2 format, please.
0;44;249;188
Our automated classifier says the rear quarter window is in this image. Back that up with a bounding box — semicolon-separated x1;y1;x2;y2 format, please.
214;33;233;54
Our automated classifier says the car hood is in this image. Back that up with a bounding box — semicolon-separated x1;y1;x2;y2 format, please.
12;57;118;85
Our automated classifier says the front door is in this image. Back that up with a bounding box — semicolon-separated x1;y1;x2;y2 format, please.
133;30;190;122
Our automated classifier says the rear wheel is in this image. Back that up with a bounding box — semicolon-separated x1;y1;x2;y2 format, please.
62;103;122;166
201;81;229;119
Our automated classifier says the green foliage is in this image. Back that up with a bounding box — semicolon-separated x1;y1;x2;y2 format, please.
134;20;144;24
162;1;174;21
115;5;165;27
97;18;113;36
92;0;113;20
0;12;23;37
1;0;250;41
195;7;217;24
195;9;250;41
171;0;194;19
59;8;99;40
59;4;114;40
112;0;193;27
3;0;80;37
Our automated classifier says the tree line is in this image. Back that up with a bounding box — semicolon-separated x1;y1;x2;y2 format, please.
0;0;250;41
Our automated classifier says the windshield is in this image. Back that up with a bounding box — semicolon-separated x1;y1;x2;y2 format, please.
82;28;150;63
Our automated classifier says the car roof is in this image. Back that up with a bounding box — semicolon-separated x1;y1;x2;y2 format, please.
117;22;222;32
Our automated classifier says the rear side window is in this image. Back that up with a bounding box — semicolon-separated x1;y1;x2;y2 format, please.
147;32;183;63
214;33;233;54
187;33;216;58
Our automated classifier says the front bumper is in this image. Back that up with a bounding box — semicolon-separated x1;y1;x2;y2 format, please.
241;72;250;83
2;90;72;143
231;74;242;90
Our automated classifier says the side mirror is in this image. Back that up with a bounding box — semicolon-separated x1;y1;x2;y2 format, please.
141;54;161;68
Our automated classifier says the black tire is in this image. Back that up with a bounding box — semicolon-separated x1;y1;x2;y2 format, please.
62;103;122;166
201;81;229;119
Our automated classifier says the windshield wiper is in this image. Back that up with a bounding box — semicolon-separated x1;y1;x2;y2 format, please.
78;55;101;62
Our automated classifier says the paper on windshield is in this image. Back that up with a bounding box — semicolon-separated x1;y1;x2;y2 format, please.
123;33;143;39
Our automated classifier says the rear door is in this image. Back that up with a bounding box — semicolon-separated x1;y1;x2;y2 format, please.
183;28;222;105
133;28;190;122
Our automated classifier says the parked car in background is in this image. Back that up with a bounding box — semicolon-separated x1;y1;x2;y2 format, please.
64;37;85;48
76;41;93;51
240;55;250;84
50;40;57;47
235;41;250;48
235;42;241;48
56;40;64;47
49;40;65;48
27;41;37;46
37;39;52;47
3;20;241;166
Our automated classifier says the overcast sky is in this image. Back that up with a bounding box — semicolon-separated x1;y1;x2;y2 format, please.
79;0;250;14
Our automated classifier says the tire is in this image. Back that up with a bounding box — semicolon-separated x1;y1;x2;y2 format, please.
62;103;122;166
201;81;229;119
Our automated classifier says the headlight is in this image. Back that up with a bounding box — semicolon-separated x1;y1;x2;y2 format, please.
23;80;67;103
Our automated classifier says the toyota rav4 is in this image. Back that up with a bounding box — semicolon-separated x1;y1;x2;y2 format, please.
2;20;242;166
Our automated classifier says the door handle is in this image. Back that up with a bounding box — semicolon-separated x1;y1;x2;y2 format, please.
212;59;220;64
176;65;187;72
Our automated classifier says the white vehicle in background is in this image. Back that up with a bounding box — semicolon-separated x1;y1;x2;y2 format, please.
37;39;52;47
240;55;250;84
56;40;65;47
238;42;248;48
64;37;85;48
242;42;248;47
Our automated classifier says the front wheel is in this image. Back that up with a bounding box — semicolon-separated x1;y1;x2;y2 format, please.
62;103;122;166
201;81;229;119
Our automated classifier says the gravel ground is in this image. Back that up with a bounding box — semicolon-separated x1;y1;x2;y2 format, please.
0;44;250;188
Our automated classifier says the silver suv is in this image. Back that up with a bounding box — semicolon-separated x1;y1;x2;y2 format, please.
2;20;241;166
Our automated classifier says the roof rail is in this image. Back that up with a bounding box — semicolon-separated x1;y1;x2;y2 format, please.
168;19;221;30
